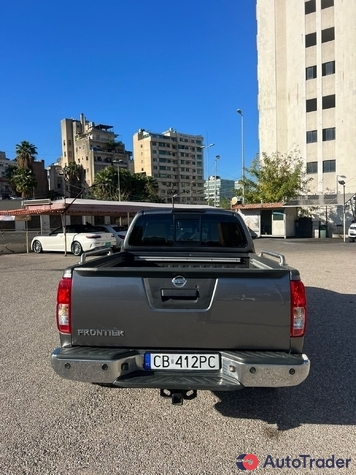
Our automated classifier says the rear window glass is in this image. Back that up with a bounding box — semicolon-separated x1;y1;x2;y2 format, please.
128;214;247;248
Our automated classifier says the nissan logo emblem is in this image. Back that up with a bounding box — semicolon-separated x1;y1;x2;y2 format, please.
172;275;187;288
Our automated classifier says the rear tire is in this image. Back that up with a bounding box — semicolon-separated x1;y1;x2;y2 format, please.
71;241;83;256
32;240;43;253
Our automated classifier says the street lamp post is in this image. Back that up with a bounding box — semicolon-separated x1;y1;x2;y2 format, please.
236;109;245;204
57;169;68;256
338;179;346;242
200;143;215;179
190;178;195;204
214;155;220;207
336;174;346;195
113;159;124;201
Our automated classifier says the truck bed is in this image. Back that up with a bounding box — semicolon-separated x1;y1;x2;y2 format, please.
67;251;296;351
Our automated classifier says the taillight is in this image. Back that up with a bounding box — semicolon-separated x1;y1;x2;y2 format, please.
291;280;307;337
86;234;101;239
56;277;72;334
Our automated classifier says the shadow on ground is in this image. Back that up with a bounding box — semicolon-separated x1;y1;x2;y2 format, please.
214;286;356;429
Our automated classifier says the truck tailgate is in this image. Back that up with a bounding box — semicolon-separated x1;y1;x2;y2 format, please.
70;267;292;350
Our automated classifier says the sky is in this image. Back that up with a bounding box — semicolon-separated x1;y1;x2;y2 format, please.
0;0;258;182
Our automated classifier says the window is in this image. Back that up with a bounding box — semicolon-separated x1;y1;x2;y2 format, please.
306;130;317;143
306;98;317;112
305;0;316;14
322;94;335;109
322;160;336;173
307;162;318;174
322;61;335;76
322;27;334;43
272;212;284;221
305;32;317;47
322;127;335;141
306;65;317;80
321;0;334;8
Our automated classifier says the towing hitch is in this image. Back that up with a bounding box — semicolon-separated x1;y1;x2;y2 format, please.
160;389;197;405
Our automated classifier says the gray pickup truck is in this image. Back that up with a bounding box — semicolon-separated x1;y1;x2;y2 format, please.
51;208;310;405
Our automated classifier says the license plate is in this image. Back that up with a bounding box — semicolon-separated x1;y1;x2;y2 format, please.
105;242;111;247
144;353;220;371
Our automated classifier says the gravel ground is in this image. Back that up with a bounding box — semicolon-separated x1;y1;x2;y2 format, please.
0;240;355;474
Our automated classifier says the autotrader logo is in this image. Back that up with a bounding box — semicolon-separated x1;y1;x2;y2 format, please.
236;454;259;470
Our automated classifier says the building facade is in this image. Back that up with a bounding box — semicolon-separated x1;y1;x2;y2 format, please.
0;151;12;198
257;0;356;197
60;113;133;187
204;176;236;207
133;128;205;204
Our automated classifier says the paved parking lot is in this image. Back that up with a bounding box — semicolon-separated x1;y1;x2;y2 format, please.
1;240;355;474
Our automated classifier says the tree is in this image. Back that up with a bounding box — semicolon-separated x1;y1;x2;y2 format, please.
63;162;85;197
15;141;37;170
91;167;118;201
219;197;232;209
235;152;312;204
9;168;37;198
91;167;163;202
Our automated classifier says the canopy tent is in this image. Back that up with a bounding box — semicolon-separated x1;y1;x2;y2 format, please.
0;198;213;217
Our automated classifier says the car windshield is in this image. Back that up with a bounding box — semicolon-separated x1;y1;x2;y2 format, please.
52;224;102;234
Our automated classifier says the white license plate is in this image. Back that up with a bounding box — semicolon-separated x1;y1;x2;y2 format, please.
144;353;220;371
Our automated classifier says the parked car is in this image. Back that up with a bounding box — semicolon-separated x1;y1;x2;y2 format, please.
93;224;127;250
348;222;356;242
31;224;116;256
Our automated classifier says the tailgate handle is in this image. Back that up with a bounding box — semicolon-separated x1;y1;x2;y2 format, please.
161;289;199;301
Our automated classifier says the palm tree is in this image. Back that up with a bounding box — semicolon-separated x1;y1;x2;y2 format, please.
91;167;117;201
63;162;85;197
11;168;37;198
15;141;37;170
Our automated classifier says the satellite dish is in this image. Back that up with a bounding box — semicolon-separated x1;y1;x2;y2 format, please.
231;197;238;205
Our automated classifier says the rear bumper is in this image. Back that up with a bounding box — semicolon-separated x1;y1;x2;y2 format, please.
51;348;310;390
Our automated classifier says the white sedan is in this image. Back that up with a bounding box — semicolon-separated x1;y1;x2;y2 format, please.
31;224;116;256
93;224;127;250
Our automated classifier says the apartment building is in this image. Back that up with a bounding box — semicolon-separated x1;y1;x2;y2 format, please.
204;176;236;207
0;151;12;198
60;113;133;187
133;128;205;204
257;0;356;196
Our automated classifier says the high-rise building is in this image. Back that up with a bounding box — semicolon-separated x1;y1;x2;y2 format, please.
204;176;236;207
60;113;132;187
257;0;356;196
133;128;205;204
